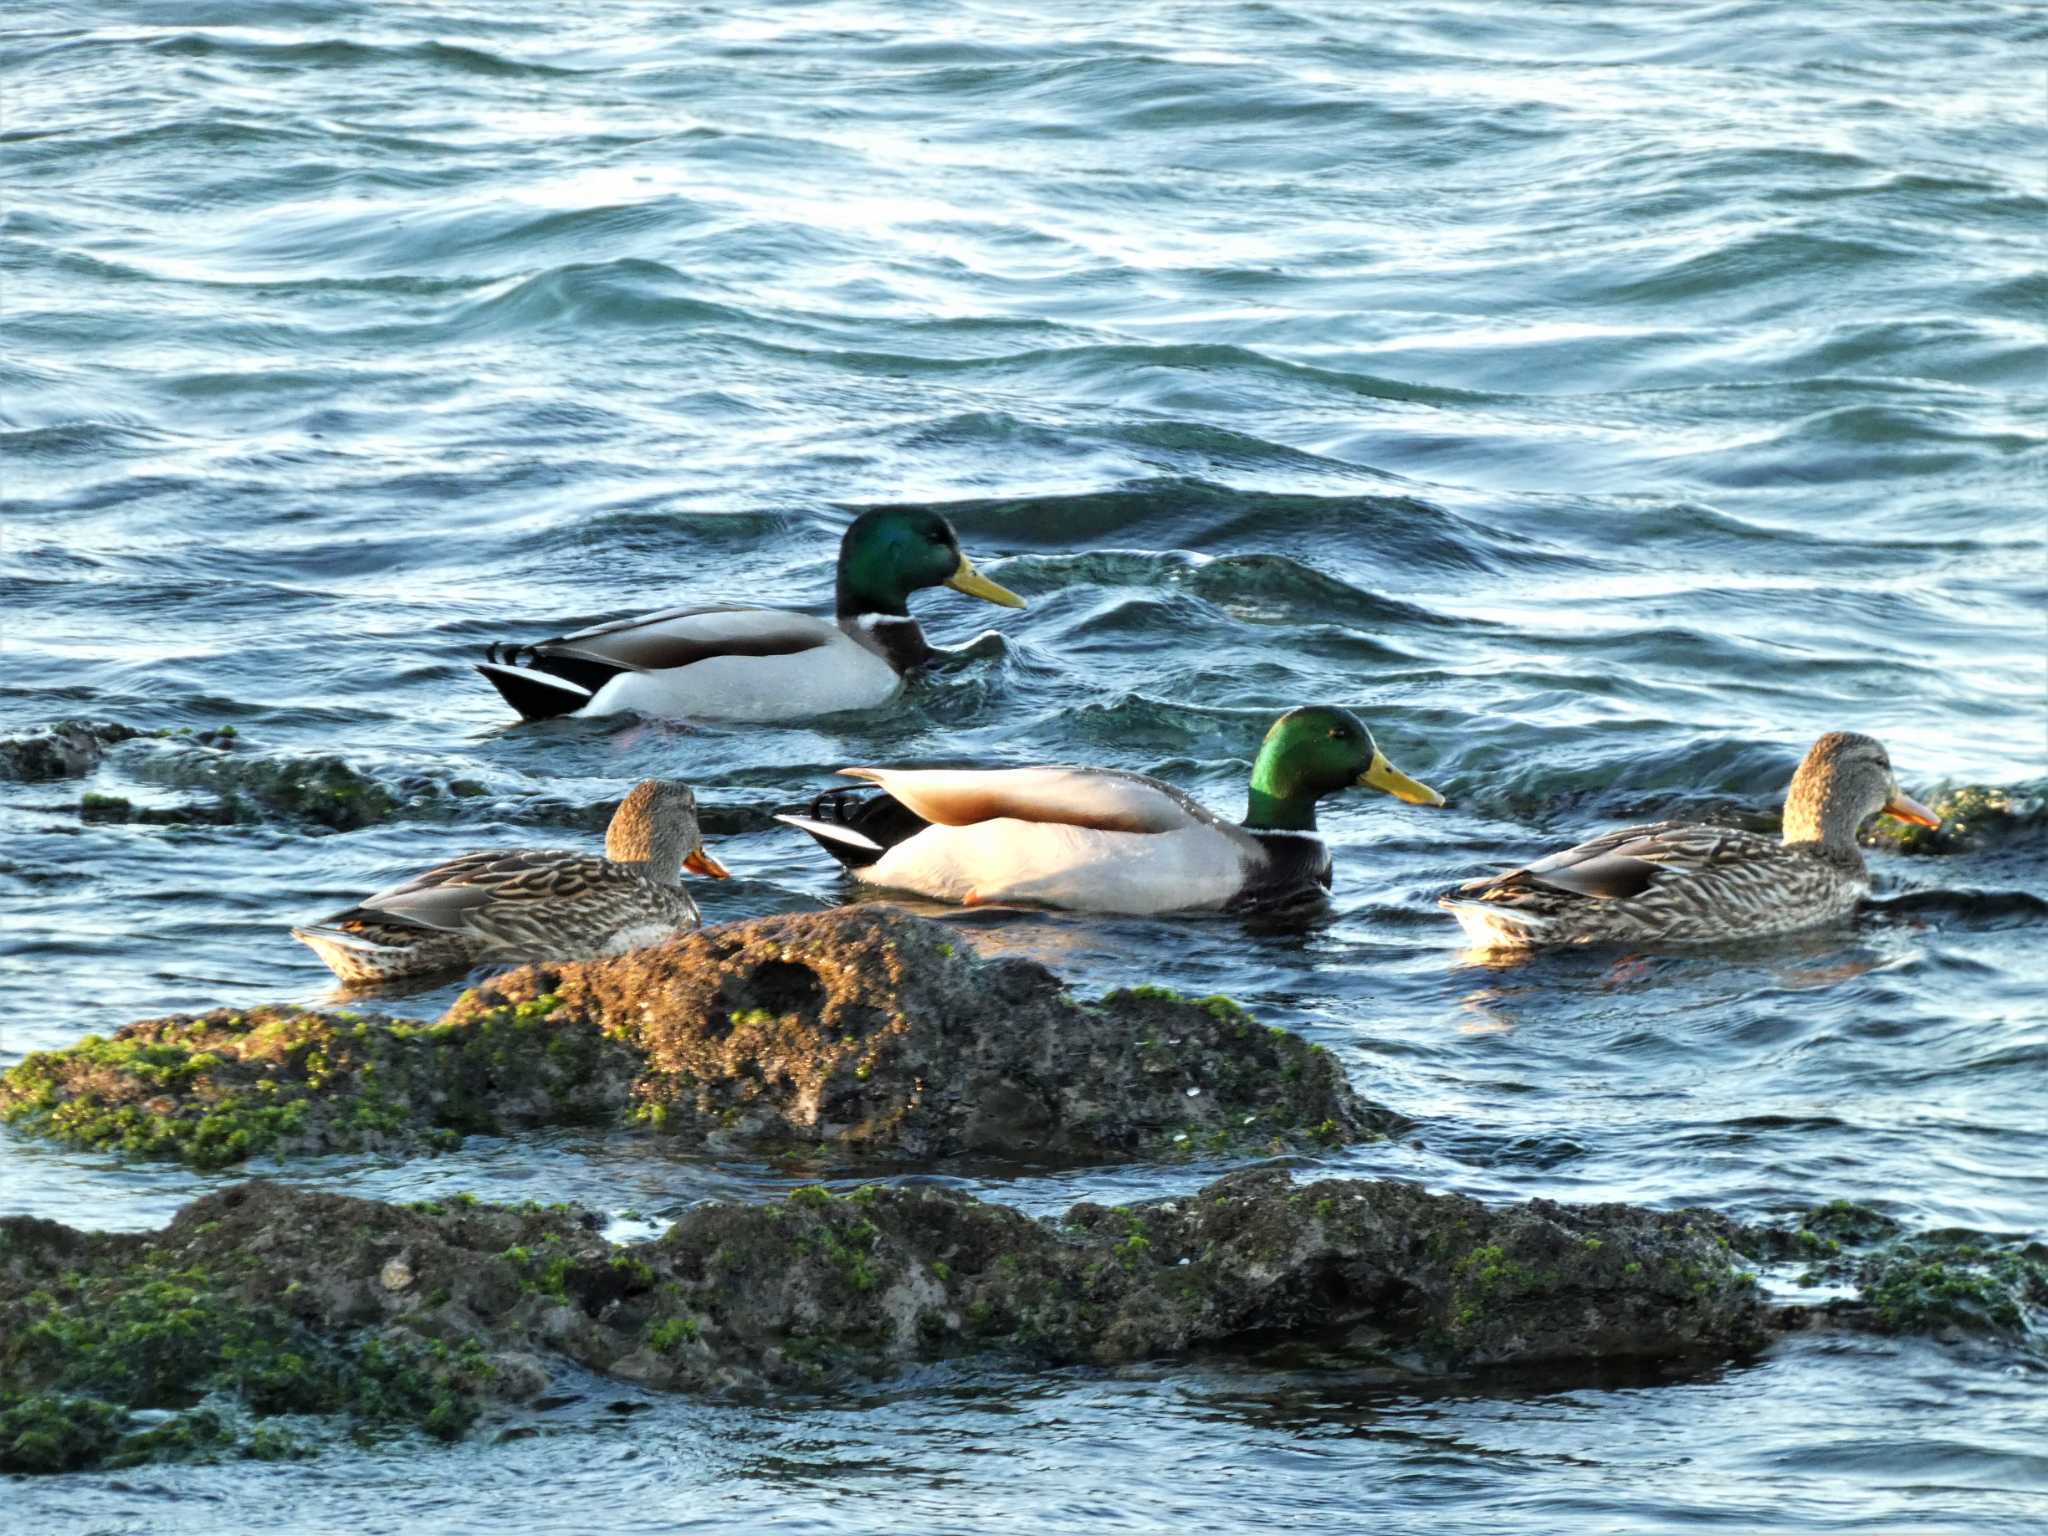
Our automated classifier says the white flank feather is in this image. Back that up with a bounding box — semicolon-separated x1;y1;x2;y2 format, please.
859;821;1253;915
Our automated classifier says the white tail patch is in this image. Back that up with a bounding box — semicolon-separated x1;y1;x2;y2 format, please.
476;661;591;697
290;924;387;954
1438;899;1547;950
774;813;883;853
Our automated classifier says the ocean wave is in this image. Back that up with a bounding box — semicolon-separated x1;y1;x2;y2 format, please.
136;31;586;79
435;259;752;338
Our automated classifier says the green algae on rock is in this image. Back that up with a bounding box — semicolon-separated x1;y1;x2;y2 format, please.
4;718;405;831
130;740;401;832
1860;784;2044;855
0;910;1392;1168
1717;1201;2043;1344
1847;1236;2046;1341
0;1170;1782;1472
0;1187;578;1473
0;997;638;1170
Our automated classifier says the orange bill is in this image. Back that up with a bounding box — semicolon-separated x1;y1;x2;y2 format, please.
1882;791;1940;829
684;848;731;879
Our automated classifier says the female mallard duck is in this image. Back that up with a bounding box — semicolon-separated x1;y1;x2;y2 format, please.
476;507;1025;722
777;705;1443;914
291;779;728;984
1440;731;1940;949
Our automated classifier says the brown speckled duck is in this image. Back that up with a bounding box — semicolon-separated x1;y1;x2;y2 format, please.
1441;732;1939;949
291;779;727;984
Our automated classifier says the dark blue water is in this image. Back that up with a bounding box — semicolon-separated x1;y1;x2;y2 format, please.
4;1;2045;1529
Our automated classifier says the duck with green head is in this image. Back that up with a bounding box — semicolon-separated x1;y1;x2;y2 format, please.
477;507;1026;722
777;705;1445;913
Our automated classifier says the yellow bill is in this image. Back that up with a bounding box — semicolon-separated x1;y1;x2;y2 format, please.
945;553;1026;609
684;848;730;879
1881;790;1940;830
1358;750;1445;807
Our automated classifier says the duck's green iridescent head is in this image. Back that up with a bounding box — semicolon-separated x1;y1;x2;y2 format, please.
835;507;1026;619
1244;705;1444;832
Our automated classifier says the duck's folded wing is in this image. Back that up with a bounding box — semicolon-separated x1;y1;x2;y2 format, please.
539;607;841;673
357;849;604;933
1460;822;1766;902
836;766;1204;833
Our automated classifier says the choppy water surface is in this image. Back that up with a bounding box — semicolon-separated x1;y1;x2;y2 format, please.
4;1;2045;1529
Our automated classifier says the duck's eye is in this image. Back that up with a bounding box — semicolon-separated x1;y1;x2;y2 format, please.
1328;728;1349;741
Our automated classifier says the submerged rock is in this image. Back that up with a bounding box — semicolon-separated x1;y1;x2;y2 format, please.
0;720;141;782
0;1169;1778;1472
1861;783;2044;855
0;909;1393;1168
0;718;401;831
1847;1238;2047;1340
129;735;400;832
1736;1201;2044;1345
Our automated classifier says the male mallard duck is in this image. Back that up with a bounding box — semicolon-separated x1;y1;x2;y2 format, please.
1440;731;1940;949
476;508;1025;722
291;779;728;984
776;705;1443;914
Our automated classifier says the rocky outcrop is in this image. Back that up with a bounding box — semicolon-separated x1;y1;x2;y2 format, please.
1;910;1393;1168
126;737;401;831
0;1169;1778;1472
6;717;782;834
0;720;141;782
2;719;407;830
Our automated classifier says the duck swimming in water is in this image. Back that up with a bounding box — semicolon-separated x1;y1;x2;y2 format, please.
291;778;727;984
475;508;1025;723
778;705;1444;915
1440;731;1940;949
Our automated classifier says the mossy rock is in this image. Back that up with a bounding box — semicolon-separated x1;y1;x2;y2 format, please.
1861;784;2042;855
134;745;400;832
1848;1236;2046;1340
0;998;633;1169
0;1170;1789;1471
0;1190;566;1472
2;910;1397;1168
1724;1198;1904;1275
0;1393;129;1474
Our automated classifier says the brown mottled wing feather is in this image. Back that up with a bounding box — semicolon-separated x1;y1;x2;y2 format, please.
353;849;591;928
341;850;695;952
1450;819;1867;944
1460;822;1776;903
539;606;837;673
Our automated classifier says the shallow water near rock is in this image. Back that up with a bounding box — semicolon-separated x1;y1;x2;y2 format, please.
3;0;2044;1529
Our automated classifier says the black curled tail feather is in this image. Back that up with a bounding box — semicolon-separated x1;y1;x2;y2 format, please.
778;785;930;869
474;639;628;722
816;785;929;850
